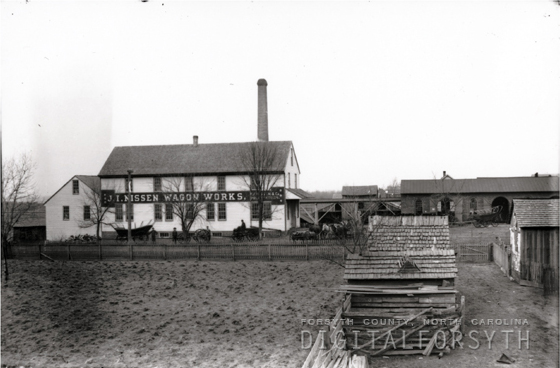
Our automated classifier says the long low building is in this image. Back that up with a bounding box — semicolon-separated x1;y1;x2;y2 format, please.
401;173;559;223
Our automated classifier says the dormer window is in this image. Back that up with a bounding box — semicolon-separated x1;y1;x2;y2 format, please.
72;180;79;194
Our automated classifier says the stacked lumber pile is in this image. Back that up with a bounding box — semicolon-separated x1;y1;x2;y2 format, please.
337;283;464;357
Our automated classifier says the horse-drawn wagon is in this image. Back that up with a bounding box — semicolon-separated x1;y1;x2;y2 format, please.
471;205;503;227
231;226;260;242
112;223;154;243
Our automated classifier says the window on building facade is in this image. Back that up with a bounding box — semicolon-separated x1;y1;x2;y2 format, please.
72;180;79;194
84;206;91;221
251;202;272;221
186;203;194;219
207;203;215;220
218;203;226;220
63;206;70;220
415;199;423;215
155;204;162;221
358;202;365;211
154;177;162;192
165;204;173;221
116;204;123;222
185;176;194;191
126;204;134;221
217;176;226;191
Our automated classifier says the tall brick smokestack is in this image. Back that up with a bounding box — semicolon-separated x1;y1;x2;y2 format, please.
257;79;269;142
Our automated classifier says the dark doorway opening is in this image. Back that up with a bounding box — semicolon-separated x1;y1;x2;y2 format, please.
491;197;510;223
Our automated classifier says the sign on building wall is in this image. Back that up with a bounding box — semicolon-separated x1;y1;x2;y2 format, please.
101;187;284;207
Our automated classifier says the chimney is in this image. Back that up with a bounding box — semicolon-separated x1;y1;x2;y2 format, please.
443;171;446;177
193;135;198;147
257;79;269;142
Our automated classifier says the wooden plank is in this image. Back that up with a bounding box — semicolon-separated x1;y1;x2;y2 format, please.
341;290;458;295
419;296;455;303
302;330;325;368
351;303;454;308
351;308;432;350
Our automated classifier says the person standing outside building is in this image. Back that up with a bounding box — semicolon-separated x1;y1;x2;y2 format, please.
151;229;157;243
172;227;178;244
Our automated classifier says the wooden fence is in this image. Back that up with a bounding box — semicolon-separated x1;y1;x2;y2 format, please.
8;241;346;262
451;243;491;262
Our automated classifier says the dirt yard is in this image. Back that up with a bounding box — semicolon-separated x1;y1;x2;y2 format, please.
1;224;558;368
1;257;558;368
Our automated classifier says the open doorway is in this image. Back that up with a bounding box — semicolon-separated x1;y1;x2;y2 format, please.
491;197;510;223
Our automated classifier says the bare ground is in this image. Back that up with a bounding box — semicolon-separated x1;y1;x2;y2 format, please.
1;225;558;368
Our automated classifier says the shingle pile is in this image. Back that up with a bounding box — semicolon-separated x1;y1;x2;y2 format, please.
367;216;450;251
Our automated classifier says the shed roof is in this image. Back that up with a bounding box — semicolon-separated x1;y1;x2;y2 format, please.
344;250;457;280
401;176;559;194
12;203;46;228
512;199;559;228
98;141;293;177
342;185;378;197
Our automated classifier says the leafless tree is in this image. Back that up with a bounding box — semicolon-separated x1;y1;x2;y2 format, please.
1;153;39;280
76;180;114;241
162;177;209;237
239;142;284;239
427;172;467;223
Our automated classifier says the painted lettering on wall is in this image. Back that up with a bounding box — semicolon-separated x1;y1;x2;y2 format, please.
101;187;284;207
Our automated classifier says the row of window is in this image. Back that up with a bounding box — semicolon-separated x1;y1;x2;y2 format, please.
63;205;91;221
111;174;297;193
63;202;274;222
413;198;478;215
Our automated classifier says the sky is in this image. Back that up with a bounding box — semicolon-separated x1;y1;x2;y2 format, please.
2;0;560;197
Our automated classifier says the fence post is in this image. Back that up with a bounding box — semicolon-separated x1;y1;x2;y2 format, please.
268;243;271;261
164;243;167;260
39;241;43;260
197;243;200;261
232;243;235;261
99;241;102;261
342;246;345;264
306;244;308;261
67;243;71;260
130;243;133;261
488;243;493;262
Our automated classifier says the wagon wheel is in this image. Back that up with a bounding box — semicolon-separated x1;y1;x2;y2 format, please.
246;233;259;242
194;229;211;243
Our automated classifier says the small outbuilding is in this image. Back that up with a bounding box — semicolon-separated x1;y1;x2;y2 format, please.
510;199;559;289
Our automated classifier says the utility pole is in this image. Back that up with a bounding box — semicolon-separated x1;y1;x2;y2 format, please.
127;170;133;248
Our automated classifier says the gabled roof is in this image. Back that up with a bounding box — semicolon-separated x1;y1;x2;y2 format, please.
401;176;559;194
512;199;559;228
43;175;100;205
75;175;100;191
12;203;46;228
98;141;293;177
342;185;378;197
368;215;450;251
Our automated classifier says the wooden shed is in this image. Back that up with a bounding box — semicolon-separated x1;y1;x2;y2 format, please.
337;216;463;357
510;199;559;290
